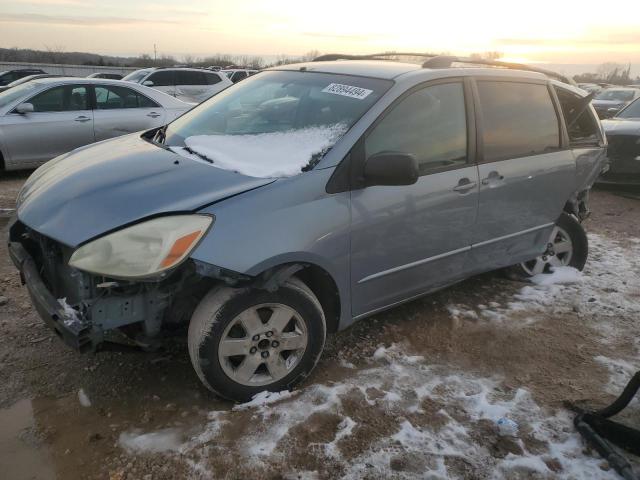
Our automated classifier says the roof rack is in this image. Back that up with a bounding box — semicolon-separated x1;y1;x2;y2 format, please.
421;56;575;85
313;52;439;62
313;53;575;86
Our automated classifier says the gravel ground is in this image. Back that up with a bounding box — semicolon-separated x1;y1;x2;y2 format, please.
0;174;639;479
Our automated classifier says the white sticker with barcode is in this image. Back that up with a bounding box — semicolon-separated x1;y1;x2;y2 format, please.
321;83;373;100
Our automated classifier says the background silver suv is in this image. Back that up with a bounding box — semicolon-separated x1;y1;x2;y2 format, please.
9;57;606;401
122;67;233;103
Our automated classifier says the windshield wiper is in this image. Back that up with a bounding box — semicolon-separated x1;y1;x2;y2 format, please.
182;146;214;164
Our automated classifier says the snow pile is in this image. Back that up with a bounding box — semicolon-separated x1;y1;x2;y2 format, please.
119;428;183;454
172;124;346;178
232;390;297;411
77;388;91;407
530;266;583;285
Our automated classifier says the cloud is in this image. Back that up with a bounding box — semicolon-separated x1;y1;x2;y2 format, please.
0;12;180;27
497;31;640;47
302;31;388;41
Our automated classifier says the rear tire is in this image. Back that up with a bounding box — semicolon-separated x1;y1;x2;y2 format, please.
188;278;326;402
511;213;588;278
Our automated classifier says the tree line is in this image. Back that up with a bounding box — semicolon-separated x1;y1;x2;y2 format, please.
0;47;320;69
1;47;637;84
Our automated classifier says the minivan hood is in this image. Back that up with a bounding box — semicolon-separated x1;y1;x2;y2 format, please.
17;134;275;247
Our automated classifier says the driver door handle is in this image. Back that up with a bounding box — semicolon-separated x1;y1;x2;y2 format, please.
481;171;505;185
74;115;91;122
146;112;161;118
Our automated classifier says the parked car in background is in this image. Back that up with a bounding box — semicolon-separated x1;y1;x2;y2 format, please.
122;67;232;103
0;74;63;93
600;97;640;186
87;72;124;80
577;82;601;94
0;68;47;86
0;77;192;171
592;88;640;118
8;59;606;401
221;69;259;83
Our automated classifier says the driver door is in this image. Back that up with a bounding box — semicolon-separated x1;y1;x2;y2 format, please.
350;80;479;317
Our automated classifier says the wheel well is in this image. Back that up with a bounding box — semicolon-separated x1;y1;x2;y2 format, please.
564;190;589;222
294;265;341;333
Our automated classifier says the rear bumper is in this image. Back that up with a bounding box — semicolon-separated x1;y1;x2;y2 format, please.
8;241;92;352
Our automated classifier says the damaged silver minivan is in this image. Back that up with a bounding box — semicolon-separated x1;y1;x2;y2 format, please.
8;56;606;401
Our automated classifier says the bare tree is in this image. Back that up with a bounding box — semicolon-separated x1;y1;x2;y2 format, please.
44;44;66;63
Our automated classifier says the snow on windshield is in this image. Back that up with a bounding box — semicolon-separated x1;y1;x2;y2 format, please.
171;124;346;178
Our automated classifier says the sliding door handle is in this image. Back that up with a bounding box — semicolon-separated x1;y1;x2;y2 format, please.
453;179;477;193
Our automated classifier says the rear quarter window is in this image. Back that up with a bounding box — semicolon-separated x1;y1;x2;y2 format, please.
554;87;601;145
477;81;560;162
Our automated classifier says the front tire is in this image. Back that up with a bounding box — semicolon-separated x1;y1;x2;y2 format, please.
516;212;588;277
188;278;326;402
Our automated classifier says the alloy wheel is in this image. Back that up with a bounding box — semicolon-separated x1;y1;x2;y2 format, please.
521;225;573;276
217;303;308;386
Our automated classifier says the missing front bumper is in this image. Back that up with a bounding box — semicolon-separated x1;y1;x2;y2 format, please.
9;241;93;352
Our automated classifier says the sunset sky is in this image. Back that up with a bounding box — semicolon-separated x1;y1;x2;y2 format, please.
1;0;639;69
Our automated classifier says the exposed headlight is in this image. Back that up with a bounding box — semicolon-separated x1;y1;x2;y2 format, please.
69;215;213;279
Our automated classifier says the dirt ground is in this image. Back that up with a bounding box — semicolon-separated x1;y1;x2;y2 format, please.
1;171;639;479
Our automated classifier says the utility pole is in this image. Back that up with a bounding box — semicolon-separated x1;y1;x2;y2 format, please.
154;44;157;64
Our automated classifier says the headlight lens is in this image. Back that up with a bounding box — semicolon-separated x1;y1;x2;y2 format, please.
69;215;213;279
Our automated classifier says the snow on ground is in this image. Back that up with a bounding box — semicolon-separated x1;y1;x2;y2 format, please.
119;345;617;478
448;234;640;334
119;428;184;454
171;124;347;178
117;233;639;478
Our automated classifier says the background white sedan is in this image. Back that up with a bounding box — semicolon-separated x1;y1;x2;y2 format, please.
0;77;192;171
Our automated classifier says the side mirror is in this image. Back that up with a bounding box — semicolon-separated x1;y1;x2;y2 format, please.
16;103;34;114
363;151;419;187
142;80;154;87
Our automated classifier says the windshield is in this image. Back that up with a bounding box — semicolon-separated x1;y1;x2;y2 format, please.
164;70;392;177
617;97;640;118
0;81;41;109
595;90;635;101
122;70;150;83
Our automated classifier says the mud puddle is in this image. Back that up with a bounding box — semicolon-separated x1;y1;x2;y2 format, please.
0;398;55;480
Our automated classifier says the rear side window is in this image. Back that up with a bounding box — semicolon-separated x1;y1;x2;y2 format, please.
175;71;207;86
477;81;559;162
617;98;640;119
554;87;600;145
205;73;222;85
366;82;468;175
147;71;174;87
95;85;159;109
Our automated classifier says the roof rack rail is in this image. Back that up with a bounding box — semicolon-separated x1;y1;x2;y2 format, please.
422;56;575;85
312;53;575;86
313;52;438;62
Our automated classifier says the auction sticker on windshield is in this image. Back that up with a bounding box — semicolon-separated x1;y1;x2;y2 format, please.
322;83;373;100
